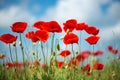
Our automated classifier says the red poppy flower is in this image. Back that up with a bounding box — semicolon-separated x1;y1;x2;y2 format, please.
107;45;119;55
82;64;90;72
25;31;39;42
59;50;71;57
63;33;79;45
108;45;113;52
85;26;99;35
45;21;62;33
13;62;23;68
6;62;14;68
85;36;100;45
76;50;91;62
112;49;119;55
76;22;88;30
42;63;46;69
33;21;45;30
58;61;64;68
93;62;104;70
34;60;40;66
63;19;77;32
35;30;50;43
0;34;17;44
0;54;6;59
68;57;80;66
93;50;104;56
11;22;27;33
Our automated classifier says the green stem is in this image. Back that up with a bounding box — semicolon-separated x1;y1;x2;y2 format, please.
8;44;13;62
19;33;25;63
50;33;55;65
72;44;75;57
79;31;82;53
41;42;46;64
51;33;55;54
14;44;18;62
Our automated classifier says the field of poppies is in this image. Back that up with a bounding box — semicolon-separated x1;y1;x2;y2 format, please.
0;19;120;80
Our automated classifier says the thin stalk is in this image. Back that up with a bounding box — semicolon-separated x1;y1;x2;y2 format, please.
90;45;95;73
79;31;82;53
14;44;18;62
19;33;25;63
50;33;55;65
19;33;27;79
8;44;13;62
51;33;55;54
72;44;75;57
41;42;46;64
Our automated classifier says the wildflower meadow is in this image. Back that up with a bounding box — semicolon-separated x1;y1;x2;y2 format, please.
0;19;120;80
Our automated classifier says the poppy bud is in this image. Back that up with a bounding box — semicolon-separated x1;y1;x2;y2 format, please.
57;44;60;51
53;52;56;56
38;58;41;61
32;51;35;55
76;50;78;55
19;41;22;46
13;42;16;47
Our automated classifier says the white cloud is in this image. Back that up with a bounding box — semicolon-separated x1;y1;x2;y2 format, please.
100;21;120;41
0;6;36;27
40;0;120;41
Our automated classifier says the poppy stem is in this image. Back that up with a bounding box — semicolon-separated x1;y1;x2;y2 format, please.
14;42;18;62
72;44;75;57
41;42;46;64
79;31;82;53
8;44;13;62
50;33;55;65
19;33;25;63
51;33;55;54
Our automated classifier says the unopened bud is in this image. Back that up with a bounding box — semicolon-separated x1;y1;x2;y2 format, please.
53;52;56;56
13;42;16;47
57;44;60;51
76;50;78;55
32;51;35;55
38;58;41;61
19;41;22;46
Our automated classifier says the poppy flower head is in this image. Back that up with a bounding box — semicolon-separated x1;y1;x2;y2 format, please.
108;45;113;52
58;61;64;68
35;30;50;43
76;22;88;30
93;62;104;70
0;34;17;44
68;57;80;66
82;64;90;72
85;26;99;35
11;22;27;33
25;31;39;42
34;60;40;66
85;36;100;45
33;21;45;30
112;49;119;55
13;62;23;68
107;45;119;55
76;50;91;62
59;50;71;57
45;21;62;33
93;50;104;56
63;33;79;45
0;54;6;59
6;62;14;68
63;19;77;32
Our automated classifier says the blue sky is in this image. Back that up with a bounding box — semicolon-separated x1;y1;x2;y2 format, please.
0;0;120;62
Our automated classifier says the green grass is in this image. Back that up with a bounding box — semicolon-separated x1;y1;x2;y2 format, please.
0;59;120;80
